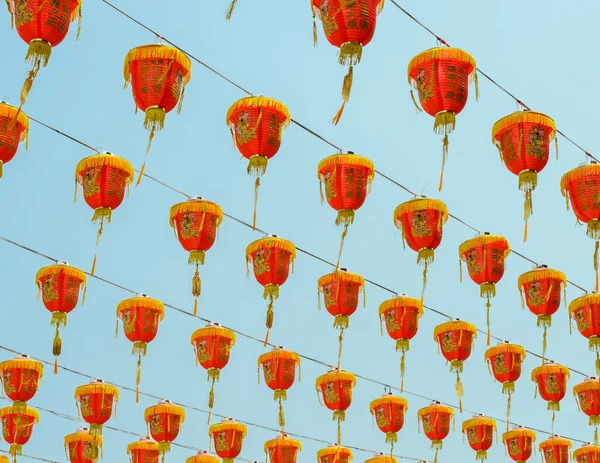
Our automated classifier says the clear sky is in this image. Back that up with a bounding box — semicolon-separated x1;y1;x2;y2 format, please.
0;1;599;463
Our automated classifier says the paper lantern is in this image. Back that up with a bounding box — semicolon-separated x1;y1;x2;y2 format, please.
186;451;220;463
74;380;118;436
574;378;600;445
144;401;185;455
0;354;43;413
570;293;600;375
0;406;39;462
64;428;101;463
316;369;356;444
316;444;353;463
264;434;302;463
0;102;29;178
462;415;496;462
531;362;570;421
369;393;408;451
503;427;536;463
539;436;572;463
573;443;600;463
418;402;454;463
209;418;247;463
127;437;160;463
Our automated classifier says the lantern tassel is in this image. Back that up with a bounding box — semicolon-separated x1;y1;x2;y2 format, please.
52;323;61;375
555;137;559;160
278;397;285;429
524;190;532;242
595;240;599;293
486;297;491;346
313;16;318;47
506;390;512;432
264;296;274;346
418;248;434;303
455;371;463;413
333;410;345;445
596;349;600;377
595;426;598;446
225;0;237;20
332;66;353;126
433;448;439;463
207;375;216;424
177;86;185;114
438;134;448;192
400;349;406;393
409;89;423;112
253;177;260;231
337;327;344;370
542;325;547;364
335;224;349;272
192;265;201;317
474;71;480;102
135;355;141;403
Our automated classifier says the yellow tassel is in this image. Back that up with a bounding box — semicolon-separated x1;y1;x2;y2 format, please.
486;298;491;346
177;86;185;114
342;66;353;103
596;350;600;377
337;328;344;370
438;135;448;191
52;324;61;375
76;8;82;40
264;299;274;347
278;398;285;429
115;320;119;339
332;102;345;126
313;16;318;47
506;390;512;432
459;259;463;282
456;372;464;413
335;224;349;272
595;241;599;293
555;137;559;161
135;356;141;403
474;72;480;102
400;350;406;393
225;0;238;20
192;266;201;316
433;448;439;463
207;376;216;424
91;219;104;276
542;326;547;363
410;89;423;112
253;177;260;231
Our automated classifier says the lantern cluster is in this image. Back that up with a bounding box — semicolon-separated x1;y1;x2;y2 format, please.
418;401;454;463
369;393;408;453
208;418;248;463
74;380;118;437
316;368;356;444
0;101;29;178
0;355;43;413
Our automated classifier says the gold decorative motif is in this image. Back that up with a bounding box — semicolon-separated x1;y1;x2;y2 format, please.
415;65;435;103
82;167;101;197
467;428;480;444
410;211;432;237
527;282;545;307
508;439;519;457
385;309;400;332
545;374;561;394
466;249;482;275
195;338;210;363
375;407;390;428
215;431;230;451
441;332;457;353
422;415;433;433
324;382;339;404
574;310;590;332
263;362;275;383
180;212;200;240
494;354;509;374
14;0;34;27
323;284;336;308
42;275;59;303
579;392;591;411
235;111;258;145
150;415;164;435
526;126;546;159
499;130;518;163
253;249;271;276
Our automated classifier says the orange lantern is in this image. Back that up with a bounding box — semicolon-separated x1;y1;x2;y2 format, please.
369;393;408;451
191;323;236;423
539;436;572;463
144;401;185;456
0;102;29;178
459;233;510;345
35;262;86;372
394;197;448;299
169;197;223;315
531;362;570;421
364;454;396;463
64;428;101;463
127;437;160;463
378;295;423;392
74;380;118;436
246;236;296;344
573;443;600;463
574;378;600;444
462;415;496;462
569;293;600;375
316;444;353;463
0;354;43;413
418;402;454;463
123;44;191;182
226;96;290;229
518;265;567;360
503;427;536;463
208;418;247;463
258;346;301;429
316;369;356;444
186;451;220;463
116;295;165;402
264;434;302;463
0;406;39;462
75;152;134;275
484;342;526;427
408;47;478;190
492;111;557;240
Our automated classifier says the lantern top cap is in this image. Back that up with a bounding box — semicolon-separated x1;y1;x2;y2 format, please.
319;270;364;290
315;370;356;390
74;382;119;400
246;236;296;260
35;264;87;287
169;199;223;227
317;445;354;462
191;324;236;346
417;403;454;418
124;44;191;85
518;266;566;290
539;436;573;450
491;111;556;143
0;406;39;421
394;198;448;228
531;362;570;381
144;402;186;423
226;96;291;127
264;435;302;452
573;377;600;395
0;101;29;135
311;0;384;18
459;234;510;259
484;342;525;361
433;320;477;340
369;394;408;414
116;296;165;320
75;153;135;183
208;419;248;438
378;295;423;317
462;415;496;432
0;355;44;377
258;348;300;367
561;163;600;192
317;153;375;177
64;428;103;448
502;427;536;442
408;47;476;84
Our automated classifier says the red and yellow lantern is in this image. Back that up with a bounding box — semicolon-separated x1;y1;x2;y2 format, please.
191;323;236;423
574;378;600;444
74;380;119;436
246;236;296;344
315;369;356;444
208;418;247;463
75;152;134;275
144;401;185;456
127;437;160;463
503;427;536;463
364;455;396;463
417;402;454;463
169;197;223;315
264;434;302;463
64;428;101;463
186;451;220;463
531;362;570;421
459;233;510;345
369;393;408;452
462;415;496;462
408;47;478;190
433;319;477;411
317;445;353;463
226;96;290;229
539;436;572;463
116;295;165;402
573;443;600;463
378;295;423;392
394;197;448;299
569;293;600;375
0;102;29;178
0;355;43;413
35;262;86;373
0;406;39;462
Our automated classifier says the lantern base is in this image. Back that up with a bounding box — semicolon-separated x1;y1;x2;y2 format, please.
158;442;171;454
480;283;496;299
10;444;23;458
518;170;538;192
431;439;443;450
547;401;560;412
274;389;287;401
247;155;268;177
450;360;464;373
132;341;147;356
590;415;600;426
92;207;112;224
223;459;234;463
335;209;355;227
396;339;410;353
333;315;349;330
90;423;103;436
537;314;552;328
189;250;206;265
417;248;435;266
502;381;515;395
588;220;600;241
333;410;346;421
25;39;51;67
476;450;488;461
263;284;280;301
386;432;398;444
207;368;221;382
433;111;456;136
590;336;600;351
50;312;67;327
11;401;27;414
144;106;166;132
338;42;363;66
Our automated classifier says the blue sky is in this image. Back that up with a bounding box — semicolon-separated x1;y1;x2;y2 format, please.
1;1;599;463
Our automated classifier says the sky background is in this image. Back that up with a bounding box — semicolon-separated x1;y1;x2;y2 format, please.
0;1;599;462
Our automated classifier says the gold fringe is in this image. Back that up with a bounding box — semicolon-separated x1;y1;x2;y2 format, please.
318;153;375;176
459;235;510;259
226;96;290;128
434;111;456;136
208;421;248;438
379;295;423;317
264;436;302;452
484;343;526;362
369;395;408;414
0;406;39;422
258;348;300;367
25;40;51;67
417;404;454;419
410;89;423;112
36;264;86;286
126;440;159;454
531;363;570;382
434;320;477;341
335;209;355;227
75;154;134;183
394;198;448;227
74;383;119;401
492;111;556;143
116;297;165;320
124;44;191;85
539;437;572;451
191;325;236;347
408;47;476;85
246;237;296;261
0;102;29;136
338;42;362;66
315;370;357;390
313;16;318;47
144;403;185;423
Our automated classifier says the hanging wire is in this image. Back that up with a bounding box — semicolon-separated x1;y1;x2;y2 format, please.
0;450;60;463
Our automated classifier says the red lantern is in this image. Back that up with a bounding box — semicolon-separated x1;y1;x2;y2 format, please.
191;323;236;423
116;295;165;402
417;402;454;463
0;355;43;413
484;342;525;427
531;362;570;421
74;380;119;436
574;378;600;445
394;197;448;300
316;369;356;444
258;347;301;428
570;294;600;375
503;427;536;463
35;262;86;373
186;451;220;463
369;393;408;451
462;415;496;462
75;152;134;275
459;233;510;345
433;319;477;411
264;434;302;463
364;455;396;463
208;418;247;463
0;102;29;178
123;44;191;182
246;236;296;344
378;295;423;392
170;197;223;315
226;96;291;229
316;444;353;463
573;443;600;463
539;436;572;463
127;437;160;463
144;401;186;455
408;47;478;190
64;428;101;463
0;406;39;462
311;0;384;123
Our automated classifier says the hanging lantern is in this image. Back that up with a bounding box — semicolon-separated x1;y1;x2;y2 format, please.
64;428;101;463
531;362;570;423
264;434;302;463
246;235;296;344
226;96;291;229
127;437;160;463
492;111;557;240
144;401;185;457
573;443;600;463
393;196;448;300
378;294;423;392
539;436;572;463
310;0;384;124
316;444;353;463
407;47;478;190
169;197;223;315
0;406;39;462
459;233;510;345
462;414;496;462
484;342;525;428
573;378;600;445
502;427;536;463
518;265;567;361
369;393;408;452
0;354;43;413
186;451;220;463
364;454;396;463
208;418;247;463
417;401;454;463
75;152;134;275
316;368;356;444
317;268;365;368
74;380;118;437
191;323;236;423
0;102;29;178
258;346;301;429
116;294;164;402
569;293;600;375
35;262;86;373
123;44;191;183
